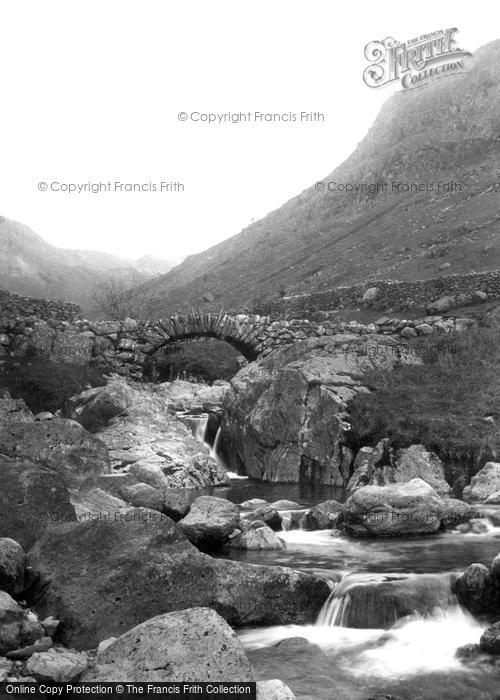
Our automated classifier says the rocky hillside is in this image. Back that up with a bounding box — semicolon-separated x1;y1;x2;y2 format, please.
0;217;173;314
140;39;500;314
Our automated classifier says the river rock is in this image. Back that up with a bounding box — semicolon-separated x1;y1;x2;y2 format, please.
480;622;500;655
178;496;240;549
463;463;500;502
163;490;194;521
222;336;418;485
378;445;450;494
230;526;285;550
25;648;88;681
0;456;76;550
240;506;283;531
119;483;165;512
240;499;268;510
270;500;301;510
6;635;52;659
256;680;296;699
0;419;110;488
304;500;343;530
0;593;44;655
340;478;443;537
64;379;133;433
438;499;478;528
84;608;253;682
27;510;330;649
0;539;25;596
454;563;491;615
485;491;500;504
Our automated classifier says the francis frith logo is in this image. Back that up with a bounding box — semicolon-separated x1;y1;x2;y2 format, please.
363;28;472;90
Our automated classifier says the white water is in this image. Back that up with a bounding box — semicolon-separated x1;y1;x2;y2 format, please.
239;606;486;679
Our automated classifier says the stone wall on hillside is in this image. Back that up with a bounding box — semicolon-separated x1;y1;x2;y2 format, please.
0;289;81;322
270;270;500;317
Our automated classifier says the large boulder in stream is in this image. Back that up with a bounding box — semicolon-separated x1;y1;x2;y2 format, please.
66;378;228;490
454;555;500;617
340;478;444;536
480;621;500;655
462;462;500;502
222;335;419;485
178;496;240;549
26;508;330;649
347;442;450;495
84;608;253;681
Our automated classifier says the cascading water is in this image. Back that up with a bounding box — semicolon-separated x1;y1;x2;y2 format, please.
183;414;248;479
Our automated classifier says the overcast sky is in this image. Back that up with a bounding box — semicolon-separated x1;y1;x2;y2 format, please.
0;1;497;263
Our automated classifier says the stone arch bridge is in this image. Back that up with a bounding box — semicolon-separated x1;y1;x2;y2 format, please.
1;310;470;379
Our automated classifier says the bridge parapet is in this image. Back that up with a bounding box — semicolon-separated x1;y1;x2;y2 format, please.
0;310;476;378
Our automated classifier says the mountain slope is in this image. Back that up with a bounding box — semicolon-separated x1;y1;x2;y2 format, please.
0;217;173;313
140;39;500;314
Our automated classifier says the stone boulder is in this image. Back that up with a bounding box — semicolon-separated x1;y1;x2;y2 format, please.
463;462;500;502
380;445;450;495
0;419;110;488
480;622;500;655
270;500;301;510
348;443;450;495
64;379;133;433
485;491;500;504
454;559;500;617
304;500;342;530
0;539;25;595
240;506;282;531
230;527;285;550
0;592;44;655
427;296;455;314
84;608;253;682
178;496;240;549
222;336;419;485
240;499;268;510
0;456;76;550
0;396;34;425
27;510;330;649
25;648;88;681
340;478;443;537
119;483;165;512
438;499;478;529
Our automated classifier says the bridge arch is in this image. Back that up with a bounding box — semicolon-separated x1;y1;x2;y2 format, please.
148;313;264;362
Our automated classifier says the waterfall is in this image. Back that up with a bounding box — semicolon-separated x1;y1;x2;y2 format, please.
210;425;222;461
183;412;248;479
182;414;209;444
316;572;458;629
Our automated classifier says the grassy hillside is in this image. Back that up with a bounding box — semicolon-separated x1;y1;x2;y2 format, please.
137;40;500;315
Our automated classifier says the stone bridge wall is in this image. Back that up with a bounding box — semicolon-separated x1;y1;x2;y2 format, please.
0;310;477;378
270;270;500;317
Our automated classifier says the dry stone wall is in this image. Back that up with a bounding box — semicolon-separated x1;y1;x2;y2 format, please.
0;289;81;322
270;270;500;317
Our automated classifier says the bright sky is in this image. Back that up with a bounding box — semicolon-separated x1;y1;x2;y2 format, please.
0;1;497;263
